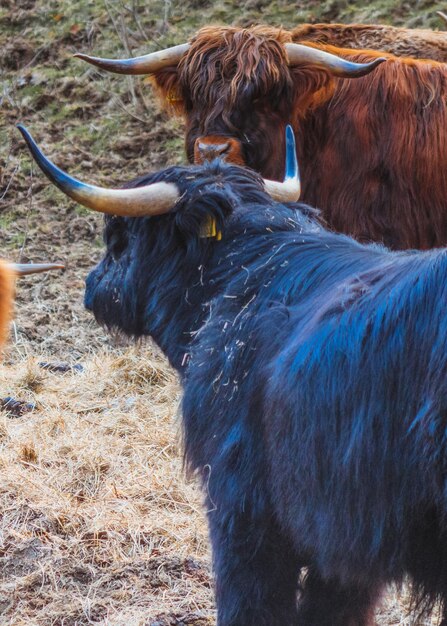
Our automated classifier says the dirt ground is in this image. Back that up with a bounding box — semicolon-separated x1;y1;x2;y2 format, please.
1;0;447;624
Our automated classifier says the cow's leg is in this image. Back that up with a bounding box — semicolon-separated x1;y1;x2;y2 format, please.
296;569;381;626
208;511;302;626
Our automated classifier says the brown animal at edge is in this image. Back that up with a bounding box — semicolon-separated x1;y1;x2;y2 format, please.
0;259;64;416
0;261;15;348
0;261;64;349
77;26;447;250
294;22;447;61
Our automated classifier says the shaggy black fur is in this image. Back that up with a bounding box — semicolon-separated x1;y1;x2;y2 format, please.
85;160;447;626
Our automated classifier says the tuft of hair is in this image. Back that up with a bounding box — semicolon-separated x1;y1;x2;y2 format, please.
0;260;15;350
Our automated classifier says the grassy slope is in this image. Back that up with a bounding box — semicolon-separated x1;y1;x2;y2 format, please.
1;1;447;624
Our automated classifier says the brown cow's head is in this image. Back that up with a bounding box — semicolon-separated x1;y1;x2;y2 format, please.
76;26;384;181
179;28;295;180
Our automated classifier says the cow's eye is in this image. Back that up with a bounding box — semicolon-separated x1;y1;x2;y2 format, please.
104;218;128;261
110;232;128;261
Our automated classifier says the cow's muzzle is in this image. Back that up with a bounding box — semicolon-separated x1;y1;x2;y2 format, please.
194;136;245;166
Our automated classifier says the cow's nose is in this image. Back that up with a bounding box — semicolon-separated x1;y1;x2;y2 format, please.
196;140;230;161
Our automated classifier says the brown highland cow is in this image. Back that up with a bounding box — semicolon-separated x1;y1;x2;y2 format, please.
77;25;447;249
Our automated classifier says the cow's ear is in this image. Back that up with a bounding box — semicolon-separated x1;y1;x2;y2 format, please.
149;68;185;116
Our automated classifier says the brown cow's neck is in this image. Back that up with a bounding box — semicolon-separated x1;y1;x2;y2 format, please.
295;74;446;250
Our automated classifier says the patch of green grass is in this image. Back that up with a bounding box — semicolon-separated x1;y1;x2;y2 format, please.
74;204;94;217
164;136;187;161
7;231;27;248
37;184;71;208
0;212;17;232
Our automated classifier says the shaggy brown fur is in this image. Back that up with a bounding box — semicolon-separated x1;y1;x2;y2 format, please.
151;26;447;249
0;261;15;349
293;23;447;61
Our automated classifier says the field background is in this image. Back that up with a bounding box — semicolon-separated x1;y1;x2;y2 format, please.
1;1;446;624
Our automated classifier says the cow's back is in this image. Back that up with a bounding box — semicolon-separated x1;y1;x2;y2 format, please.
265;246;447;584
293;23;447;62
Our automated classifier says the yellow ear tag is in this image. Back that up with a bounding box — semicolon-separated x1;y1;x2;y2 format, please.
200;216;222;240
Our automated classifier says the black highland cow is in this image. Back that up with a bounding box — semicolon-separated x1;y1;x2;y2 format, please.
19;125;447;626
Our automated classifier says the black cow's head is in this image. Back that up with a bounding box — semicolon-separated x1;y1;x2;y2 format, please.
18;125;303;368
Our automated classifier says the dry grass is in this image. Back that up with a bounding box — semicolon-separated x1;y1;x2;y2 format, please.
0;347;213;625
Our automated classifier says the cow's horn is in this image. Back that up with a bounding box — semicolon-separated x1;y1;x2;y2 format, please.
74;43;190;75
285;43;386;77
13;263;65;276
263;125;300;202
437;10;447;25
17;125;180;217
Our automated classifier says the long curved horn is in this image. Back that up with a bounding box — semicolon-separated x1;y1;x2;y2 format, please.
285;43;386;77
437;10;447;25
17;125;180;217
74;43;190;75
13;263;65;276
263;125;300;203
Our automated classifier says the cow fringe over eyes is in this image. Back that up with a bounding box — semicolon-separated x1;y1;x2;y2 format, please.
154;27;307;131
